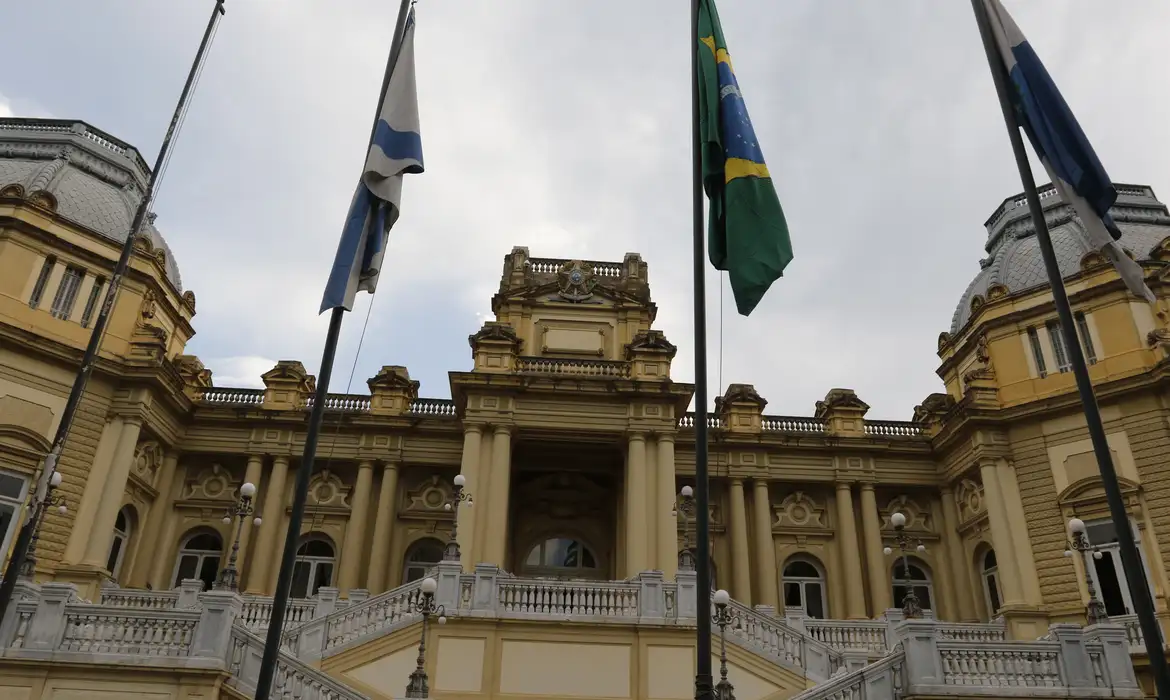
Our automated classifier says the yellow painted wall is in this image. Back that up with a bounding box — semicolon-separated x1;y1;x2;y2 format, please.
0;661;229;699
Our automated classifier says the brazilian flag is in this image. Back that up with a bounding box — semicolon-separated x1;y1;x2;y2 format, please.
698;0;793;316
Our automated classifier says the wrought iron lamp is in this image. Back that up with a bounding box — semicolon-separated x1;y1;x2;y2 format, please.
20;463;68;579
712;588;737;700
1064;517;1108;625
882;511;926;618
405;576;447;699
215;481;260;592
442;474;473;561
672;484;696;570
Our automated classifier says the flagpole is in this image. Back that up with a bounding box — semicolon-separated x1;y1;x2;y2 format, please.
690;1;714;699
971;3;1170;697
252;1;413;697
0;0;226;623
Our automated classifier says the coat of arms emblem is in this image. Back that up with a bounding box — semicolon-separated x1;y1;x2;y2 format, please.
557;260;596;301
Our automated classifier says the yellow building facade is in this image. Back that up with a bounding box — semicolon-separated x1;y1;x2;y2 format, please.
0;117;1163;699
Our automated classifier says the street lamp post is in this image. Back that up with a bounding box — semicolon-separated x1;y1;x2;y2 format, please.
883;511;926;618
672;485;696;570
442;474;473;562
405;576;447;699
19;467;68;579
215;482;260;592
1064;517;1108;625
712;589;737;700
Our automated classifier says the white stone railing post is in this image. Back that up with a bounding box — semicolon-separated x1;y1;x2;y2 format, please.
892;619;944;691
784;605;806;633
1049;623;1095;689
22;582;75;652
314;587;340;618
435;560;462;610
190;590;242;658
346;589;369;605
676;569;697;619
1085;622;1142;693
841;647;869;673
638;571;667;620
0;580;39;646
471;564;500;613
176;579;204;609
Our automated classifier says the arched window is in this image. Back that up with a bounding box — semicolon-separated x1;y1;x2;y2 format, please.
980;549;1002;616
402;538;445;584
523;537;600;578
291;536;335;598
173;532;223;591
106;507;134;582
782;556;826;619
892;558;933;612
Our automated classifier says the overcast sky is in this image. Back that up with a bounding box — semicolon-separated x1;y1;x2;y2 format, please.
2;1;1168;420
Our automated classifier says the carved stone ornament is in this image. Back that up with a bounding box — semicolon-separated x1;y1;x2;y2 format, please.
26;190;57;211
367;365;420;396
883;495;933;533
182;290;197;312
625;329;678;359
720;383;768;410
1151;236;1170;262
1080;250;1109;271
773;492;827;529
1147;328;1170;353
937;332;952;352
404;474;455;514
182;464;238;501
912;392;955;424
468;321;521;351
140;290;158;320
955;478;986;522
132;440;163;481
814;388;870;419
557;260;597;302
308;470;351;508
986;284;1009;301
174;355;213;388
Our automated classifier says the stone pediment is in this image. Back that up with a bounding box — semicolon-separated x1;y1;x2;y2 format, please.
501;280;637;309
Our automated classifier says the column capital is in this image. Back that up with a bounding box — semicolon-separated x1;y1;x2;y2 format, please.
357;460;374;471
462;422;486;435
729;476;745;486
859;481;876;493
491;423;514;437
626;430;647;442
655;432;676;444
381;460;400;472
834;480;854;491
272;454;291;467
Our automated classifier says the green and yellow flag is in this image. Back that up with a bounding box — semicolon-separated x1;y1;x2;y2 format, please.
698;0;793;316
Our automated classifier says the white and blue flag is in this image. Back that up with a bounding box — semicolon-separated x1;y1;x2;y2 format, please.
983;0;1155;303
321;9;424;313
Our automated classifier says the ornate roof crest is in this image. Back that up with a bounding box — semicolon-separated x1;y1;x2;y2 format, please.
557;260;597;302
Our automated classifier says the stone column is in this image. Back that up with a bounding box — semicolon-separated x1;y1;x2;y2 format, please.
860;483;892;614
148;461;188;590
366;462;400;592
728;478;752;603
82;416;143;567
456;425;483;570
834;482;868;619
247;456;289;595
482;426;513;567
979;460;1025;606
940;486;978;621
127;450;180;587
996;459;1042;604
656;434;678;580
752;479;779;607
338;461;374;593
625;432;649;576
235;454;265;591
62;419;122;564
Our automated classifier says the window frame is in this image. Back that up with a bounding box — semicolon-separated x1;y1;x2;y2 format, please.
402;537;445;585
0;470;31;564
1074;311;1097;364
520;536;602;580
290;535;336;598
49;265;85;320
980;549;1002;617
891;557;934;613
1046;320;1072;373
28;256;56;309
80;276;105;328
106;506;133;582
1027;326;1048;378
172;531;224;591
781;555;828;619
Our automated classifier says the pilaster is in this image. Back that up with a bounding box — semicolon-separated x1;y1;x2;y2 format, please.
482;425;513;567
367;462;400;592
834;482;867;618
728;478;751;603
625;432;650;576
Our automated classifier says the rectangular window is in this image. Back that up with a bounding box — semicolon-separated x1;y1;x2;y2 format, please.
1046;320;1071;373
0;470;30;562
28;256;56;309
1075;312;1097;364
1027;327;1048;378
80;276;105;328
49;266;84;320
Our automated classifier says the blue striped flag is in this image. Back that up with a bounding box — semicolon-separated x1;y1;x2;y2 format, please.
320;9;424;313
983;0;1154;302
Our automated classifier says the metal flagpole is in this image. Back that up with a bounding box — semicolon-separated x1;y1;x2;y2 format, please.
690;0;714;699
0;0;227;622
252;1;413;697
970;2;1170;698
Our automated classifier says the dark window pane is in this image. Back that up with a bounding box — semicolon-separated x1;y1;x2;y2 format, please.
983;550;997;570
784;582;802;607
198;556;220;590
188;533;222;551
916;585;932;610
175;555;198;587
291;561;311;598
806;584;825;619
1093;555;1129;616
0;474;25;500
106;537;124;575
299;540;334;557
987;574;1001;613
784;561;819;578
582;548;596;568
314;563;334;594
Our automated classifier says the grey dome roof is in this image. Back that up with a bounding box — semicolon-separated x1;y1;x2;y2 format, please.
951;183;1170;334
0;118;182;289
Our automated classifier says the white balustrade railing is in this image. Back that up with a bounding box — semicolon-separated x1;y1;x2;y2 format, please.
227;625;367;700
323;580;424;652
59;605;199;656
938;642;1063;687
99;588;180;610
1111;614;1145;653
724;599;811;669
498;579;639;618
936;620;1007;644
240;594;318;633
788;650;905;700
804;619;889;655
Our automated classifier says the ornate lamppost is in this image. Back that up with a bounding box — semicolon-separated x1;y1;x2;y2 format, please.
19;465;68;579
712;589;737;700
883;511;926;618
405;576;448;699
215;481;260;592
1064;517;1108;625
672;484;696;570
442;474;473;561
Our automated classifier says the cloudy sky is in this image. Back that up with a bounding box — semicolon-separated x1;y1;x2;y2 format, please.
2;1;1168;420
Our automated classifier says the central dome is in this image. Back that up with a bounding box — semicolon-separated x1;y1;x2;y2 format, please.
0;118;183;289
951;183;1170;334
